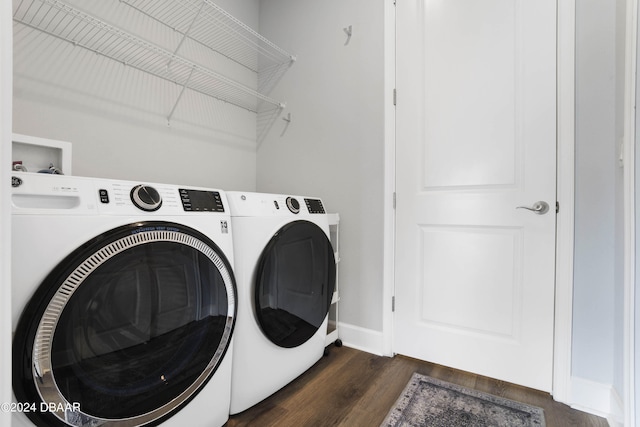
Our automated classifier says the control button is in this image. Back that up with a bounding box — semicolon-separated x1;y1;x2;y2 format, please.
99;189;109;204
130;185;162;212
274;201;279;209
286;197;300;214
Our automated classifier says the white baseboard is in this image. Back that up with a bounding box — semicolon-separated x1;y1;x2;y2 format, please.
337;322;388;356
569;376;624;425
335;328;628;425
607;385;624;427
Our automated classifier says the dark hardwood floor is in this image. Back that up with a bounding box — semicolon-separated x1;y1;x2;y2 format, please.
225;345;609;427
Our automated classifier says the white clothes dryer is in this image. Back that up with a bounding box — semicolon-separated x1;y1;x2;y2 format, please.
226;192;336;415
11;172;237;427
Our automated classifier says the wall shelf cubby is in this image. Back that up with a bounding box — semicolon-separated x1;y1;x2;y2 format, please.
12;133;72;175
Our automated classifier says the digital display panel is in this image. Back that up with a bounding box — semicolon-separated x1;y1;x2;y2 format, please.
180;189;225;212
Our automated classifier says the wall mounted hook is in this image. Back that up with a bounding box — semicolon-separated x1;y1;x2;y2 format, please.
280;112;292;137
343;25;352;45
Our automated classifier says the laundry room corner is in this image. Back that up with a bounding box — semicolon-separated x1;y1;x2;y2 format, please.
3;0;636;425
255;0;389;355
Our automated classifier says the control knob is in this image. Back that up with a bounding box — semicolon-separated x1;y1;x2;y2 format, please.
286;197;300;214
131;185;162;212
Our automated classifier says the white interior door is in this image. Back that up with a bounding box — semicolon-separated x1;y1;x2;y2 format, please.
394;0;557;392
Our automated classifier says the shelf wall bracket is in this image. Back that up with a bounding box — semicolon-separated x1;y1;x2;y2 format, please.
167;0;207;71
167;65;196;126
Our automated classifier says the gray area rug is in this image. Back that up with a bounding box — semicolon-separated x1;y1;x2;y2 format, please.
381;373;545;427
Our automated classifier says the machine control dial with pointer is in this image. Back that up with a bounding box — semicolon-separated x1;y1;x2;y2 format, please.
285;197;300;214
130;184;162;211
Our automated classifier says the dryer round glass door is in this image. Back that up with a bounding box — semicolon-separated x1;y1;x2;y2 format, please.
255;220;336;348
13;222;236;427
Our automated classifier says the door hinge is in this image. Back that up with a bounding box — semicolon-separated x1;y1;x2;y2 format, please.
556;201;559;213
393;88;397;106
392;296;395;312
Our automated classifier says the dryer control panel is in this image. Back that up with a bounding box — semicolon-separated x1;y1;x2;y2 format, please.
226;192;328;217
304;198;326;214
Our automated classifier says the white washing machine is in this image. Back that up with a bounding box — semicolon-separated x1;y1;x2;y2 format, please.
11;172;237;427
226;191;336;414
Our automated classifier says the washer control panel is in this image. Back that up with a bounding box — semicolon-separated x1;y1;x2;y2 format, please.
9;173;230;216
97;182;179;212
130;184;162;212
96;182;224;214
179;189;225;212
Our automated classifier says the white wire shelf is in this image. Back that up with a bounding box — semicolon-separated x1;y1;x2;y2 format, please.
13;0;285;114
120;0;296;73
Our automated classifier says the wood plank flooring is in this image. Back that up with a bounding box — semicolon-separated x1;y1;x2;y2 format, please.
225;345;608;427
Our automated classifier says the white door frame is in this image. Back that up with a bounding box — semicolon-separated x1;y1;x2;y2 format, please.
381;0;396;358
552;0;576;403
381;0;577;403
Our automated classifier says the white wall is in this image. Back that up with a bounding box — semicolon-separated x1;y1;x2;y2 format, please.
1;0;12;423
635;1;640;422
613;0;628;403
636;73;640;427
574;0;616;385
13;0;260;191
573;0;627;416
256;0;386;333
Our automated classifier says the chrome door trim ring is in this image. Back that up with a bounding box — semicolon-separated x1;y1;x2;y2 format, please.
32;227;236;427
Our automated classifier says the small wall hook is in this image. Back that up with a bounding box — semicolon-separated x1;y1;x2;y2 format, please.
280;113;292;137
343;25;352;45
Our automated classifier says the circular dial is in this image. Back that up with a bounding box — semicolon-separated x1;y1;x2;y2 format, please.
130;185;162;211
285;197;300;214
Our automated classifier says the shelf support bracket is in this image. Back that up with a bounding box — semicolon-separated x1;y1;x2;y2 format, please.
167;0;206;70
167;65;196;126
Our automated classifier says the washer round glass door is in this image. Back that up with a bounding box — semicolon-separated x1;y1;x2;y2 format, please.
12;222;236;427
255;220;336;348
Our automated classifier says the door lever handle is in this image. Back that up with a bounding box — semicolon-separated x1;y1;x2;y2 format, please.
516;201;549;215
